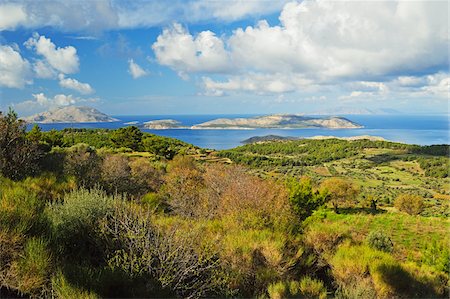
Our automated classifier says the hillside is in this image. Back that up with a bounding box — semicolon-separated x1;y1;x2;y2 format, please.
22;106;119;123
191;114;362;129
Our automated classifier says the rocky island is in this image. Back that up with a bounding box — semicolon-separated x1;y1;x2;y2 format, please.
22;106;119;123
191;114;362;129
142;119;187;129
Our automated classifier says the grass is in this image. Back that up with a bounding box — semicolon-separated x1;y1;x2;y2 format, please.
305;210;449;264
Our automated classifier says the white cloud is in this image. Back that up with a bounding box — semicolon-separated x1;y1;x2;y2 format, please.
202;73;314;95
58;74;94;94
25;33;79;74
152;23;231;75
33;60;57;79
128;59;148;79
0;0;288;32
14;92;99;115
0;3;26;31
153;1;448;96
0;45;32;88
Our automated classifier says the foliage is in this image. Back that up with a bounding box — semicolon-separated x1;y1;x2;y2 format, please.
320;178;359;212
395;194;424;215
47;188;115;262
111;126;143;151
287;176;329;221
366;230;394;253
63;143;102;188
267;276;327;299
0;108;44;180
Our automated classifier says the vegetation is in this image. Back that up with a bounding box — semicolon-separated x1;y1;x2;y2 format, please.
0;111;448;298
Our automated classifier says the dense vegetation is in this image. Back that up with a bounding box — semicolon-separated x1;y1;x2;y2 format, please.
0;110;449;298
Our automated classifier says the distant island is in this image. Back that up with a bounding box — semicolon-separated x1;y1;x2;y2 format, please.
191;114;362;129
23;106;119;123
142;119;187;129
242;134;387;144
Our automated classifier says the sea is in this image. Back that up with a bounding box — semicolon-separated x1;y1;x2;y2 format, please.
31;114;450;150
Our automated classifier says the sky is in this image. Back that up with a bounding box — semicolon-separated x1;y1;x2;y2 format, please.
0;0;448;116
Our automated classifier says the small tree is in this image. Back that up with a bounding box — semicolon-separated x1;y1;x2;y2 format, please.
320;178;359;213
0;108;43;180
100;154;133;194
111;126;143;151
287;176;329;221
394;194;424;215
63;143;101;188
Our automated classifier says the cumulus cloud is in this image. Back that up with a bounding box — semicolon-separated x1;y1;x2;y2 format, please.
0;3;26;31
0;45;32;88
152;23;231;75
128;59;148;79
14;92;99;114
25;33;79;74
58;74;94;94
0;0;287;32
33;60;57;79
153;1;448;96
202;73;314;96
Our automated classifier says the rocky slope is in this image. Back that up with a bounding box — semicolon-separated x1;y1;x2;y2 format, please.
23;106;118;123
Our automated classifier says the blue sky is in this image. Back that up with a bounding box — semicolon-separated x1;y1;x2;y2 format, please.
0;0;448;116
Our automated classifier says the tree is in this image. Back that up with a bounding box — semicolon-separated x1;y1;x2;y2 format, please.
320;178;359;213
26;124;43;143
63;143;101;188
0;108;43;180
394;194;424;215
100;154;133;194
111;126;143;151
287;177;329;221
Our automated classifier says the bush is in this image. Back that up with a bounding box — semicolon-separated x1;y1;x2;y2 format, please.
267;277;327;299
395;194;424;215
366;230;394;253
267;281;286;299
51;271;99;299
47;188;115;262
9;237;51;296
299;276;327;299
63;144;102;188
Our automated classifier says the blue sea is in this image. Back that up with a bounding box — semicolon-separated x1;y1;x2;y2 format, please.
31;114;450;150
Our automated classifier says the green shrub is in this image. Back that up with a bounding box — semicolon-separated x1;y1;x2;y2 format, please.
421;240;450;274
47;188;115;262
8;237;51;296
366;230;394;253
299;276;327;299
51;271;99;299
394;194;424;215
267;281;287;299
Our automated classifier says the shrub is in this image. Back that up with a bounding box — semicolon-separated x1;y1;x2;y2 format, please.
287;176;329;221
4;237;51;296
320;178;359;212
51;271;99;299
366;230;394;253
63;144;102;188
267;277;327;299
267;281;287;299
100;154;133;194
299;276;327;299
47;188;115;262
0;109;44;180
331;243;444;298
395;194;424;215
101;204;230;298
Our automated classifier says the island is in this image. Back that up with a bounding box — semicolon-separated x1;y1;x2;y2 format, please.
142;119;187;129
191;114;362;129
242;134;386;144
22;106;119;123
